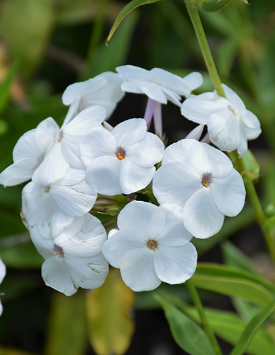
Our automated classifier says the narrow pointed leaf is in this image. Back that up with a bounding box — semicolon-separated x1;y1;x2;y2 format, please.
86;268;135;355
107;0;161;43
155;295;216;355
0;61;18;114
231;298;275;355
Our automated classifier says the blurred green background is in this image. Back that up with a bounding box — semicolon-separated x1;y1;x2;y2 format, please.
0;0;275;354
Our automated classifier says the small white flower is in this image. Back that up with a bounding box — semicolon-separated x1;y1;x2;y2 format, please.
0;258;6;316
0;117;59;187
22;167;97;238
80;118;164;195
181;84;261;157
29;214;109;296
102;201;197;292
116;65;203;106
153;139;246;239
62;72;124;119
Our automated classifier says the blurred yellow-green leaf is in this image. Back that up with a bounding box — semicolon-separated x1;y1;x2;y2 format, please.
0;0;55;77
0;348;35;355
86;268;135;355
45;291;87;355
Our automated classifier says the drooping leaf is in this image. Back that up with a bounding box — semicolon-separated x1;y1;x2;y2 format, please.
45;291;87;355
155;295;215;355
106;0;162;43
192;263;275;306
231;298;275;355
86;268;135;355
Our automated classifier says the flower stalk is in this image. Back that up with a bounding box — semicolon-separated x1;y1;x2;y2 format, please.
184;0;275;264
186;279;222;355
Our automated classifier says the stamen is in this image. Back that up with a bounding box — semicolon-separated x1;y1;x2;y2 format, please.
53;244;64;258
228;104;237;116
116;147;126;160
146;240;158;251
57;130;63;142
201;173;212;188
44;185;51;193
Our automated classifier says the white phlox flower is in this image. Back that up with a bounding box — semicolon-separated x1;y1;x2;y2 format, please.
22;167;97;238
181;84;261;157
116;65;203;106
29;214;109;296
102;201;197;292
152;139;246;239
0;117;59;187
0;258;6;316
62;72;125;119
33;103;107;175
80;118;164;195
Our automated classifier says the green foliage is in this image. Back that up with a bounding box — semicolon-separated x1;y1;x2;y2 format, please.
156;295;216;355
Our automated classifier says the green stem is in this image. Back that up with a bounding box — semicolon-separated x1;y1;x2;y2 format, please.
184;0;225;97
186;280;222;355
184;0;275;265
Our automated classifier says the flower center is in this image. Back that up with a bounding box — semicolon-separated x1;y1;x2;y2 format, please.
201;173;212;188
57;130;63;143
54;244;64;258
228;104;238;116
146;240;158;251
116;147;126;160
44;185;51;193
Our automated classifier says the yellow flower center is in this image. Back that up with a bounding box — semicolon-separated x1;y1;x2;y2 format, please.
201;173;212;188
146;240;158;251
116;147;126;160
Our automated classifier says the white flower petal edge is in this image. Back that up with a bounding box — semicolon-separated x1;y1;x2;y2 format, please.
62;72;124;118
153;139;246;239
102;201;197;291
80;118;164;195
30;214;109;296
0;117;59;187
181;84;261;157
0;258;6;316
116;65;203;106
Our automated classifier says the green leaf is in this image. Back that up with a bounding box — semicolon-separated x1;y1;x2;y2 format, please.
155;295;215;355
222;241;257;273
178;303;275;355
106;0;162;43
199;0;233;12
0;61;18;114
84;11;139;79
192;264;275;306
0;348;35;355
231;298;275;355
86;268;135;355
45;291;87;355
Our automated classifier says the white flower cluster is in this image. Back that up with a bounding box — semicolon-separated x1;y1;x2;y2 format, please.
0;65;260;304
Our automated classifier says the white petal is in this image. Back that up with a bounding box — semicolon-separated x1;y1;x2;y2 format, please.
0;158;37;186
202;143;233;178
61;134;85;169
126;132;164;168
158;204;192;245
117;201;166;239
102;227;145;268
153;162;201;208
154;243;197;284
32;143;69;186
120;248;161;291
42;257;77;296
51;214;83;242
212;170;245;217
121;80;168;104
111;118;147;148
182;72;203;93
243;111;261;140
223;84;246;113
50;180;97;217
0;258;6;284
80;127;116;166
185;124;204;140
62;76;106;105
116;65;149;80
63;105;106;136
86;155;122;195
0;300;3;316
65;253;109;290
183;188;224;239
13;117;59;162
120;158;155;194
